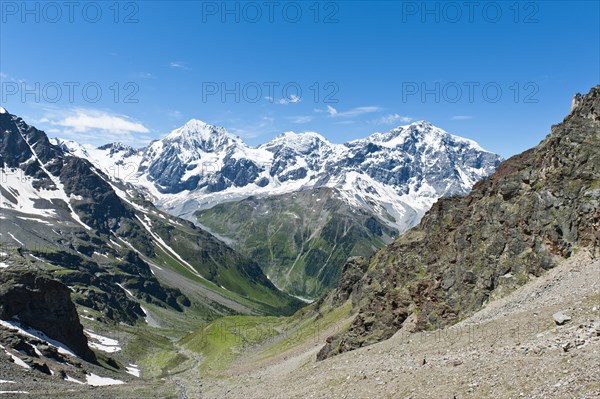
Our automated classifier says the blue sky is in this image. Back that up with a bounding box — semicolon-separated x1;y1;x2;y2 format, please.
1;1;598;157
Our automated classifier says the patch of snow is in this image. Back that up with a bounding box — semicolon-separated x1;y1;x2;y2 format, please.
84;330;121;353
28;254;44;262
16;216;53;225
7;352;30;369
0;319;77;357
0;263;8;269
6;233;23;246
116;283;134;297
125;364;140;377
64;375;84;384
85;373;125;386
33;346;43;357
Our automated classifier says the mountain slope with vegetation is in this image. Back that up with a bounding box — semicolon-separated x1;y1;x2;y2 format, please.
196;187;397;299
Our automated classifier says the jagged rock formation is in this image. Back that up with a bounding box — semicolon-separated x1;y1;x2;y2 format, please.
0;267;95;362
318;85;600;360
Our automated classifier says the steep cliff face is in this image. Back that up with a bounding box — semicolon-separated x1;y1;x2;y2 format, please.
318;85;600;360
0;268;95;362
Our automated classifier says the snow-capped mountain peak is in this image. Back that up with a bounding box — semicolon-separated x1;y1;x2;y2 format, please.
261;131;342;155
165;119;238;144
0;106;7;114
273;131;329;143
57;118;502;231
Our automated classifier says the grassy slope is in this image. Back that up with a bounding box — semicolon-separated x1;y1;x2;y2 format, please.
120;195;304;317
179;295;354;377
196;187;396;299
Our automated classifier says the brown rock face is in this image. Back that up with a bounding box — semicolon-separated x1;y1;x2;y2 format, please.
318;85;600;360
0;268;96;362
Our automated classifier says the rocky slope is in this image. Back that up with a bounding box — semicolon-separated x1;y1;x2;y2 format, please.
317;85;600;359
202;252;600;399
196;187;397;298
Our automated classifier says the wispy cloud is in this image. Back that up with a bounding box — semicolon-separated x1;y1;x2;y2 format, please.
279;95;301;105
167;110;183;119
0;71;6;79
169;62;191;70
288;115;314;124
374;113;412;125
228;116;275;139
138;72;156;79
451;115;473;120
325;105;382;118
37;107;151;147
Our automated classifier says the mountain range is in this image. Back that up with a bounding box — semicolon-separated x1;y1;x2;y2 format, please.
0;86;598;397
53;119;501;298
0;107;302;327
56;119;500;232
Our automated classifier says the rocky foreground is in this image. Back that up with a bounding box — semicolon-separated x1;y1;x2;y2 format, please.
204;251;599;398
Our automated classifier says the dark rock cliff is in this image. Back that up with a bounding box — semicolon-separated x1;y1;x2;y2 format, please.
0;268;96;362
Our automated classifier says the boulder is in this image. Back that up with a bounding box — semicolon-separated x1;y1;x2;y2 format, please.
0;267;96;362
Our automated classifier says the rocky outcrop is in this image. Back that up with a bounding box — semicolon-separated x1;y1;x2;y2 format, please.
0;267;95;362
318;85;600;360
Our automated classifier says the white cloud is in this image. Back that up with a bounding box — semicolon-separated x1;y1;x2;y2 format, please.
326;105;381;118
169;62;191;70
0;72;6;79
51;109;149;134
167;110;183;119
451;115;473;120
288;115;314;124
374;113;412;125
279;95;301;105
